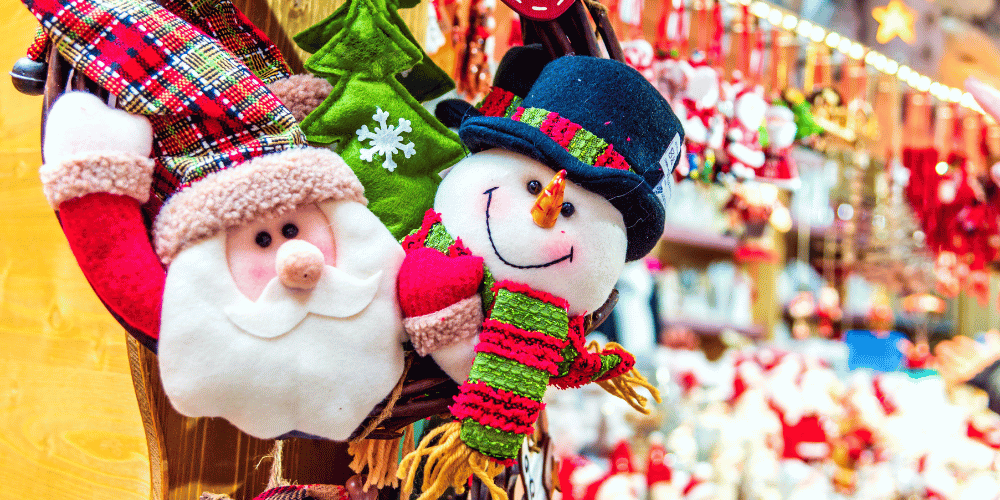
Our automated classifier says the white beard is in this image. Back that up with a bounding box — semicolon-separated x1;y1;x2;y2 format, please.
157;200;406;441
225;266;382;339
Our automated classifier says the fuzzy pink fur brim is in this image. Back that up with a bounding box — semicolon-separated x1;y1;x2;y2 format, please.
267;74;334;123
39;151;155;209
404;295;483;356
154;148;365;264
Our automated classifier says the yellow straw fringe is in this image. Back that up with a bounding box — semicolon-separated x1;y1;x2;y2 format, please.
397;421;508;500
347;424;415;491
589;341;663;414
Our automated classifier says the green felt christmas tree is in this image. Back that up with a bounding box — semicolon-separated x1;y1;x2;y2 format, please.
297;0;467;239
295;0;454;103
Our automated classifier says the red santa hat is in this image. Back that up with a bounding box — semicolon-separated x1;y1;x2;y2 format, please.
646;435;673;486
609;440;637;474
680;463;714;500
28;0;363;264
777;412;830;462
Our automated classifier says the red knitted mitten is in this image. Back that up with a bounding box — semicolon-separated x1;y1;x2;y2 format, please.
397;247;485;355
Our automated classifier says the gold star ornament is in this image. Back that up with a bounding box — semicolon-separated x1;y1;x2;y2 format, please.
872;0;916;45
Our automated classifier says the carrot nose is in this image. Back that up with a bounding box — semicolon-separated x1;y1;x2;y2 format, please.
531;169;567;229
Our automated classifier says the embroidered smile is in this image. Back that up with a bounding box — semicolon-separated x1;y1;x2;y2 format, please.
484;187;574;269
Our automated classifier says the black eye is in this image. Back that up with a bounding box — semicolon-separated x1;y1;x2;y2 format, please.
527;180;542;195
560;202;575;218
255;231;273;248
282;223;299;239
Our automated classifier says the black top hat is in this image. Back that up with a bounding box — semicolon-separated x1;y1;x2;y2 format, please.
459;55;684;261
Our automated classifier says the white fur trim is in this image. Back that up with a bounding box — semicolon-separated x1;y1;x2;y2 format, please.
39;151;154;208
154;148;364;264
404;295;483;356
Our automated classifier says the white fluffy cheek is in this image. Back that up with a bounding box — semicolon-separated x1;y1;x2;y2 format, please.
568;222;627;314
540;232;574;261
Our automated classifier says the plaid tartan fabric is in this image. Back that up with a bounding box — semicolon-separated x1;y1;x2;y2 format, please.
24;0;303;199
157;0;290;84
252;485;349;500
26;26;49;61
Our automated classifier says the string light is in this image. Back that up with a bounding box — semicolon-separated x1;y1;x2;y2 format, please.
810;25;826;43
849;43;865;60
824;32;841;48
738;0;982;113
782;14;798;31
796;20;813;37
750;1;770;18
917;75;932;92
768;9;784;27
836;38;852;55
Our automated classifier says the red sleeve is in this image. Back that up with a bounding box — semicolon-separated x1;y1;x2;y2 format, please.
57;192;164;345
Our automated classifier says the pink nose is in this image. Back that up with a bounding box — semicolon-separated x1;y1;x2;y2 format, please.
275;239;325;290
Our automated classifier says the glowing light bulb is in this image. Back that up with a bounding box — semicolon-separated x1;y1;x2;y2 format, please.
810;25;826;43
768;9;784;26
797;20;813;37
849;43;865;59
782;14;798;30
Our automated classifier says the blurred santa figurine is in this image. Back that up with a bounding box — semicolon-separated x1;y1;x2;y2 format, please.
646;433;680;500
582;441;646;500
722;76;767;180
760;102;801;190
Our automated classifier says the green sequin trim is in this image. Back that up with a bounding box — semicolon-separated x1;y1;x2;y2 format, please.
461;418;522;460
503;96;524;118
490;288;568;339
469;352;548;401
555;344;578;377
518;107;550;128
596;353;621;380
423;222;455;253
566;127;608;166
480;267;497;311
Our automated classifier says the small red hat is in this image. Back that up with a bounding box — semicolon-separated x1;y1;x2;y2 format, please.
646;436;673;486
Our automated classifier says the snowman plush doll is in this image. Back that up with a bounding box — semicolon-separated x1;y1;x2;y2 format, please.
395;54;683;500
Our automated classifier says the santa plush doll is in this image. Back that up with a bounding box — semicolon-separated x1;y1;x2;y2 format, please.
25;0;406;445
395;51;682;500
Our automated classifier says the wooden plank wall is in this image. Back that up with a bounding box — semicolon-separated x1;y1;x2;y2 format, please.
0;1;428;498
0;8;151;500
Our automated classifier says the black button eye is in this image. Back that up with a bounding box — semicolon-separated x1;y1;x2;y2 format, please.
527;180;542;195
255;231;273;248
560;202;575;218
282;223;299;239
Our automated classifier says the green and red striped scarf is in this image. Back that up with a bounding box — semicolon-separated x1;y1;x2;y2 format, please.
402;209;636;463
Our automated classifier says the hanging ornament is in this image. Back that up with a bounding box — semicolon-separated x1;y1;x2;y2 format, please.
674;52;725;183
759;103;802;189
622;39;657;84
872;0;916;45
618;0;645;40
455;0;495;99
722;78;767;181
653;0;686;100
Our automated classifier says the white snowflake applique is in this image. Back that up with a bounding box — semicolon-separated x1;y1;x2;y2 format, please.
356;107;416;172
